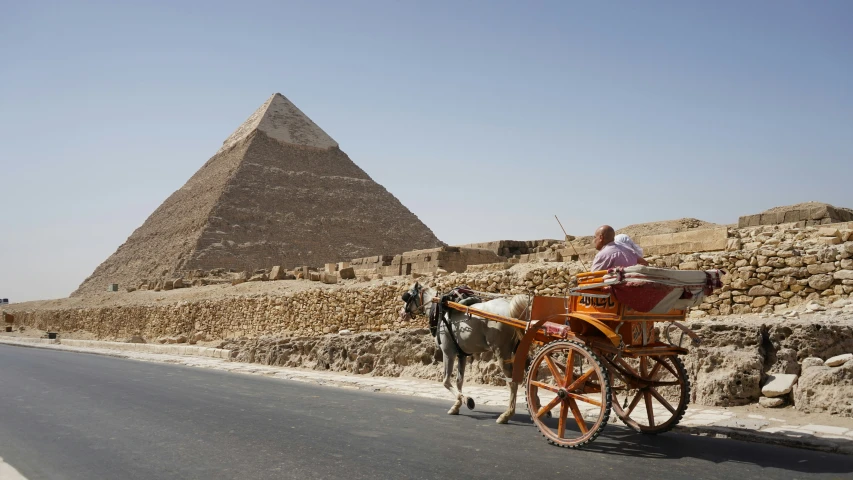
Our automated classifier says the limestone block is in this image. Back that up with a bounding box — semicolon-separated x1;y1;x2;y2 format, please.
801;357;825;369
325;263;337;274
833;270;853;281
820;236;841;245
759;397;785;408
806;263;835;275
321;273;338;284
825;353;853;367
337;262;350;270
726;238;742;251
793;361;853;416
309;272;321;281
761;373;798;397
338;267;356;279
818;227;840;238
689;346;763;406
751;296;768;308
785;256;804;267
248;273;268;282
172;278;184;289
808;274;834;290
810;205;829;220
270;266;285;280
162;280;174;291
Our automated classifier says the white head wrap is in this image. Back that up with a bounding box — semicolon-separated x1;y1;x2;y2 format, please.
614;234;643;257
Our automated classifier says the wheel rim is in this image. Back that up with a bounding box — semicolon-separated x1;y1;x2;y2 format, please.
525;341;611;448
609;355;689;434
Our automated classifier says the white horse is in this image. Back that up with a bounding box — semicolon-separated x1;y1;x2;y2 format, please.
399;283;530;424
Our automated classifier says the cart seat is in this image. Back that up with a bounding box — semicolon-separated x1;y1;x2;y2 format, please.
603;266;724;314
604;265;719;286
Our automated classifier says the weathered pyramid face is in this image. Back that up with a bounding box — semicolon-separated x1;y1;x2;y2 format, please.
73;94;442;296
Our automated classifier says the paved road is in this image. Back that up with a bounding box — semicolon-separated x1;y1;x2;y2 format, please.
0;345;851;480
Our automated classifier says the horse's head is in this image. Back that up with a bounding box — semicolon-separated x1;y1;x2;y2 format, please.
399;282;429;322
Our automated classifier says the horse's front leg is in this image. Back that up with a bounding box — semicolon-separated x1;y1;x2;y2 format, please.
453;355;467;411
497;352;517;424
497;381;518;424
442;348;463;415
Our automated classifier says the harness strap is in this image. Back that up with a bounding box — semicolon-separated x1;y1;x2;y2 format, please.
441;315;471;358
437;293;471;358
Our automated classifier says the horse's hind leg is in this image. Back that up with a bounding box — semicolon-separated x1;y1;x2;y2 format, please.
442;348;463;415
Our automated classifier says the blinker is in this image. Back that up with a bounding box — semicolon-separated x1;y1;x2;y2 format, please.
401;292;412;302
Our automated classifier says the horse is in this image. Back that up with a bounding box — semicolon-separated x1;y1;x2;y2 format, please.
399;282;530;424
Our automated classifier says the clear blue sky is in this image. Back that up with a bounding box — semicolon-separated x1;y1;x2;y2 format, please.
1;1;851;302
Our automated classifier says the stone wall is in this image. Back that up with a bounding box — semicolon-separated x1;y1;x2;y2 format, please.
216;318;852;412
350;246;505;277
739;204;853;228
456;239;562;258
637;227;729;256
8;223;853;339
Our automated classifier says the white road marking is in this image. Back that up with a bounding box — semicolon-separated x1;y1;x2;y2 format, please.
0;455;28;480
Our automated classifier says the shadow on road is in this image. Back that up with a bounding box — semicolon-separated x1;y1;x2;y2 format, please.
453;409;853;475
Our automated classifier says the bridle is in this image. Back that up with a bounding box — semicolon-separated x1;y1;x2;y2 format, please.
401;284;427;317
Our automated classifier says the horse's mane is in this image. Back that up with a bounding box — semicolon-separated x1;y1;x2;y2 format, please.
508;295;531;322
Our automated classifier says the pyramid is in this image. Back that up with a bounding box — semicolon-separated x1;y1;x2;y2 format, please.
73;94;442;296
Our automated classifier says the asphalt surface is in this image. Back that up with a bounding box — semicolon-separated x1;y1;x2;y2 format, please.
0;345;851;480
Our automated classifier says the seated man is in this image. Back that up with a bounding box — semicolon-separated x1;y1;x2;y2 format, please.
590;225;642;271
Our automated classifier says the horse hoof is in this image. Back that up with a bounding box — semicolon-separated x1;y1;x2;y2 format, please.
448;408;460;415
465;397;475;410
496;415;509;424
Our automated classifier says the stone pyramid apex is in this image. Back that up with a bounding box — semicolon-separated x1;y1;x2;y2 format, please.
218;93;339;153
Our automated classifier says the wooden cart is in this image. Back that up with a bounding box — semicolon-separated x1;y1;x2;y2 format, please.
439;265;721;448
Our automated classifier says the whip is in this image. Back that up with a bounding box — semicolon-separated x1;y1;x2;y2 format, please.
554;215;588;271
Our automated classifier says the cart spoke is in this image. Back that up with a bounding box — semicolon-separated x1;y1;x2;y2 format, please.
648;387;676;414
567;392;602;407
544;354;564;386
618;358;641;378
644;391;655;427
530;380;559;393
566;368;596;393
567;398;588;434
646;380;681;387
563;350;575;387
537;395;562;418
582;383;602;394
626;391;643;416
558;402;567;438
653;356;678;377
648;360;663;379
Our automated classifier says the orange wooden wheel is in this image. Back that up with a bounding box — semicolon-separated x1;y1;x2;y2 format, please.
525;340;611;448
607;355;690;434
